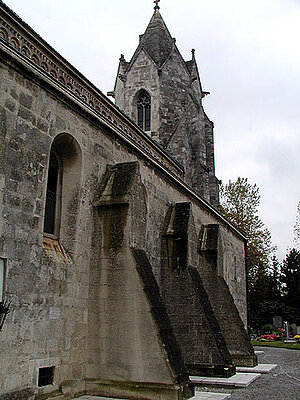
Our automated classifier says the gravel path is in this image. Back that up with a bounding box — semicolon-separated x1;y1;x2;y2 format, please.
197;346;300;400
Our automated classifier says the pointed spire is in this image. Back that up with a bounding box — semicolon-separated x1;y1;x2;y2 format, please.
139;7;174;67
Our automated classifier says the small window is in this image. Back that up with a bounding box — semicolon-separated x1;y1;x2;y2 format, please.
43;152;62;235
0;258;6;301
137;90;151;131
38;366;54;386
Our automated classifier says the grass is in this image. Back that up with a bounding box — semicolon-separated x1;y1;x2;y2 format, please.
251;340;300;350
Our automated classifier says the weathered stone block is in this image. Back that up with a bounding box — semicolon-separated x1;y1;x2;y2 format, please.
19;92;33;109
4;98;16;112
18;105;36;125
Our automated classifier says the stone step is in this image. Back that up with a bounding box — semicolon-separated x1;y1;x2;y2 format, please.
236;363;277;374
72;393;231;400
190;372;261;388
254;350;264;355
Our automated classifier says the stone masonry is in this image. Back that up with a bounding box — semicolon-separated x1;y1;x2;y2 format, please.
111;9;219;207
0;2;256;400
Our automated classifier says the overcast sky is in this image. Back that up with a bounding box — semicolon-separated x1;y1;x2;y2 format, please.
3;0;300;261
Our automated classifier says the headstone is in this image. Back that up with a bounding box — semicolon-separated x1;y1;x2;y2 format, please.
273;316;282;329
284;321;290;339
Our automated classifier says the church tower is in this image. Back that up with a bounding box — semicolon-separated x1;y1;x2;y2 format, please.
110;4;219;207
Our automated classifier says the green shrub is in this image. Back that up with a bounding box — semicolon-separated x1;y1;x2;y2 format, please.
262;324;272;333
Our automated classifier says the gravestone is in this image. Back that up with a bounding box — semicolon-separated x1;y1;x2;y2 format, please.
273;316;282;329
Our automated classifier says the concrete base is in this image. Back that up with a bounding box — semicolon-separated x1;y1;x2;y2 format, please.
73;397;121;400
236;364;277;373
190;372;261;388
193;392;231;399
73;394;231;400
231;354;257;368
84;378;193;400
186;363;236;378
72;397;111;400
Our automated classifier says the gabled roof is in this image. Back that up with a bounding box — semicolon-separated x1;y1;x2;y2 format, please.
114;8;208;102
133;8;174;68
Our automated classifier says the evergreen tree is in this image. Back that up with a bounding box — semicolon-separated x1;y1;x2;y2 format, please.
269;256;282;304
281;248;300;324
249;257;282;332
293;201;300;250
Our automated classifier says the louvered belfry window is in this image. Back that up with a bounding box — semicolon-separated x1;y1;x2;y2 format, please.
137;90;151;131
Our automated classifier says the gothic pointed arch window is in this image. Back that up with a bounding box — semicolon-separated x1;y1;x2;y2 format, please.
137;90;151;131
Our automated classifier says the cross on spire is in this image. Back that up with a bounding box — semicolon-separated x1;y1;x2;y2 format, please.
154;0;160;10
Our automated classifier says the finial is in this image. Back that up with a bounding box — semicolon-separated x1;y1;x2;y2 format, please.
154;0;160;10
191;49;195;59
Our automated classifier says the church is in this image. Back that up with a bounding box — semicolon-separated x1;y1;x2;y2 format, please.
0;1;256;399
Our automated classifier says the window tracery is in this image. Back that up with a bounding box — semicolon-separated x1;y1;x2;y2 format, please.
137;90;151;131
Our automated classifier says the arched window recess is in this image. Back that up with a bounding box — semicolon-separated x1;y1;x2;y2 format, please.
43;133;82;239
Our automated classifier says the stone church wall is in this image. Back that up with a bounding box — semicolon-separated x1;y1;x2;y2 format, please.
0;52;249;398
0;4;255;399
